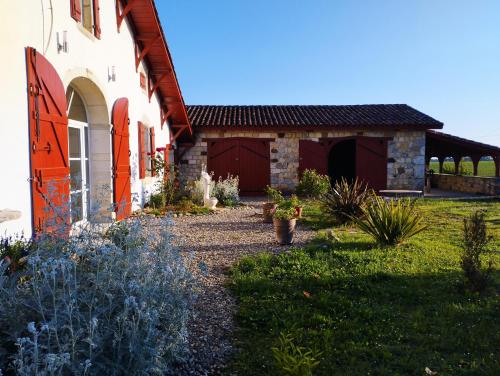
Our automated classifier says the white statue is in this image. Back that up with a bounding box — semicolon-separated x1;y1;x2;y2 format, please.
201;164;218;209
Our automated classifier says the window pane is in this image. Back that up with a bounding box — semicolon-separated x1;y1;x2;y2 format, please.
82;0;94;32
70;160;82;191
71;192;83;223
69;127;81;158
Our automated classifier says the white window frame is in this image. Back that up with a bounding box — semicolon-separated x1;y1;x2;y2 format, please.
68;120;91;225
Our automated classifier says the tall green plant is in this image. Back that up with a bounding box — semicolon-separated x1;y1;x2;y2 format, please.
352;196;428;246
322;178;373;224
461;210;494;292
271;332;321;376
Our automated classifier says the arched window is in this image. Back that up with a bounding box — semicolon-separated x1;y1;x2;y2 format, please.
66;87;90;224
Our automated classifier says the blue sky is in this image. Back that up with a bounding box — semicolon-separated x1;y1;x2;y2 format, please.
157;0;500;146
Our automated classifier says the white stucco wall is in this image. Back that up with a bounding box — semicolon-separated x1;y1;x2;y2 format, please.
0;1;171;236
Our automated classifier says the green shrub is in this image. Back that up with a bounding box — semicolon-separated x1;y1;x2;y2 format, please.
177;197;196;213
265;185;284;204
461;210;494;292
290;194;302;208
0;236;34;273
148;192;164;209
296;169;330;199
322;178;373;224
352;196;428;246
272;332;321;376
273;207;297;220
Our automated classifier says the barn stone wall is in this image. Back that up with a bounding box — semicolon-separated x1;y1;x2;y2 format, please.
178;130;426;191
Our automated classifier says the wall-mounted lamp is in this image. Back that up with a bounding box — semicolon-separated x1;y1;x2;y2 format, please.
56;31;68;53
108;66;116;82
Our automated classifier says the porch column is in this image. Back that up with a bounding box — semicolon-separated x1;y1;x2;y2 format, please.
453;156;461;175
494;155;500;177
471;156;481;176
438;156;445;173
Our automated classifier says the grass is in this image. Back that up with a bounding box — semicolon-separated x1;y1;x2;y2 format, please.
228;199;500;375
429;160;496;177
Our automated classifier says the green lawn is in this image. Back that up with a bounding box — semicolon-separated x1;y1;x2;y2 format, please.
228;199;500;375
429;160;496;176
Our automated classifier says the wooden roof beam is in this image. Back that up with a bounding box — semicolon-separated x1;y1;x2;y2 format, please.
160;108;174;129
148;72;168;102
134;34;161;71
171;125;189;143
116;0;139;32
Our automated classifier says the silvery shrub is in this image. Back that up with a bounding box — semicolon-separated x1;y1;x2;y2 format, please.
213;174;240;206
0;215;194;375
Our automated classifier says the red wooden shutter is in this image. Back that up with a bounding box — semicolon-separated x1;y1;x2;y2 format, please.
112;98;132;220
71;0;82;22
138;122;146;179
93;0;101;39
356;137;388;192
150;128;156;176
26;47;70;234
298;140;328;176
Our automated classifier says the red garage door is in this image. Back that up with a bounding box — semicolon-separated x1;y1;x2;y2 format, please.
207;138;270;195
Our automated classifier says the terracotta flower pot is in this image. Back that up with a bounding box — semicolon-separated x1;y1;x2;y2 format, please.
273;218;297;245
295;206;303;218
262;202;277;223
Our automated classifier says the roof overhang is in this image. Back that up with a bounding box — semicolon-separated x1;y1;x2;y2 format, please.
191;124;441;132
426;130;500;160
117;0;192;142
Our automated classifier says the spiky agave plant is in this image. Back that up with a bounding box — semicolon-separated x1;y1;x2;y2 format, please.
352;196;428;246
322;178;374;224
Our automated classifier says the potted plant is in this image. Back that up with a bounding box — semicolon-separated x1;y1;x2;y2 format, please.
273;206;297;245
290;194;304;218
263;186;283;223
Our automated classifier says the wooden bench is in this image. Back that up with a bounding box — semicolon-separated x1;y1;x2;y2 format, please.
379;190;423;198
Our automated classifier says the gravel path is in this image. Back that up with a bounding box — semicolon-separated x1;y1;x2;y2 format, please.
171;199;316;375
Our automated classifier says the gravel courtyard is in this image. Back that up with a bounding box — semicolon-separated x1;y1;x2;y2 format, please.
171;199;316;375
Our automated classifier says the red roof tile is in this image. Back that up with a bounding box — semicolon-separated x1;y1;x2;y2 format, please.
187;105;443;130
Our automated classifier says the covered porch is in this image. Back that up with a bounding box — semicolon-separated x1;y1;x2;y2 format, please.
425;130;500;177
425;131;500;196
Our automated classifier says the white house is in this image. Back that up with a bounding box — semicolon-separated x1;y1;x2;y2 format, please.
0;0;192;236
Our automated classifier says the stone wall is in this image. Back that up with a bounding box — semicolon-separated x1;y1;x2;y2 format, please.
431;174;500;196
179;130;426;191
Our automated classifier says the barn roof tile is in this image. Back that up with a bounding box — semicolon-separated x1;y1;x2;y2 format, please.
187;105;443;130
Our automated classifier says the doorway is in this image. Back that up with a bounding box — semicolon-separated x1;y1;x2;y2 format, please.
328;139;356;184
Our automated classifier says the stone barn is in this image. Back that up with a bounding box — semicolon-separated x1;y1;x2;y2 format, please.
179;105;443;194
